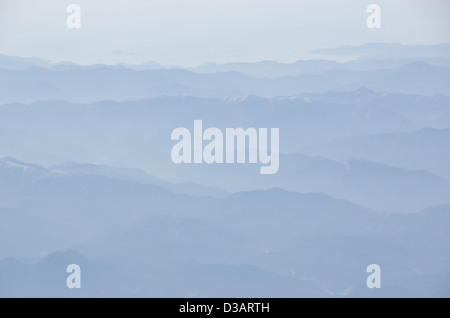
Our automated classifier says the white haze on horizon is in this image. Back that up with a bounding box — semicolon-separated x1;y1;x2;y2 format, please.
0;0;449;66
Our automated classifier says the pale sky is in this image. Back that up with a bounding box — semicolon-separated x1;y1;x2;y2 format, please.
0;0;449;66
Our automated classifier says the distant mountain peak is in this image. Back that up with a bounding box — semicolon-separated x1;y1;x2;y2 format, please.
355;87;376;95
39;250;88;266
400;61;434;71
0;156;48;172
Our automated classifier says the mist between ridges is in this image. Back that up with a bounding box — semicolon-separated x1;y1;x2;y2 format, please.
171;120;279;175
